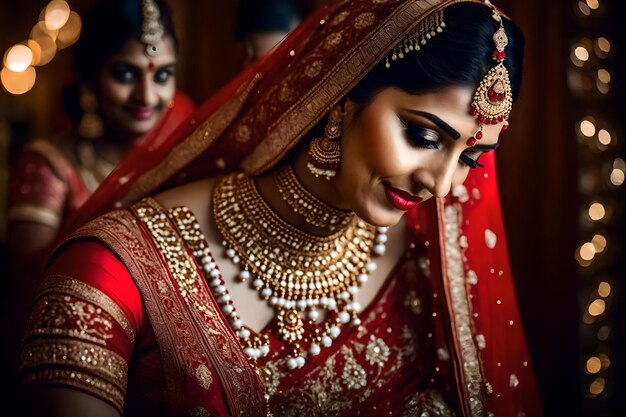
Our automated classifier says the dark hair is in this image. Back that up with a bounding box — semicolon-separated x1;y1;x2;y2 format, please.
349;3;524;105
73;0;177;83
234;0;305;42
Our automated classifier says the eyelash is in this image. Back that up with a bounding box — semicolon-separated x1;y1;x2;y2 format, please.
399;118;484;169
110;68;174;84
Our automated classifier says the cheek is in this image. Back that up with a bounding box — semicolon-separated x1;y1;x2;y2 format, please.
356;110;413;176
100;80;132;107
158;80;176;103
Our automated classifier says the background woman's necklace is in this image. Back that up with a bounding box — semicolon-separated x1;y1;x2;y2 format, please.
211;172;388;369
76;139;115;192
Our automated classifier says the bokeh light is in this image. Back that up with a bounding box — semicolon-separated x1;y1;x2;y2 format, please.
588;299;605;316
574;46;590;61
597;129;611;145
589;377;605;396
597;69;611;84
610;169;624;186
598;281;611;297
1;66;37;95
579;119;596;137
591;234;607;252
4;44;33;72
44;0;71;31
580;242;596;261
586;356;601;374
595;37;611;58
56;11;82;50
586;0;600;9
588;202;605;221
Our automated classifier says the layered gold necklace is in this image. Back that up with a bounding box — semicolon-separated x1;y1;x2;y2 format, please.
211;171;388;369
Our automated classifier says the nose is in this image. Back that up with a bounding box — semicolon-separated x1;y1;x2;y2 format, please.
133;74;159;107
414;151;458;198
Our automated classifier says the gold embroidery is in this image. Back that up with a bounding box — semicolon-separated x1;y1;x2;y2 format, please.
401;390;454;417
341;347;367;390
405;290;423;315
441;202;485;416
132;199;267;416
39;275;135;345
21;338;128;392
195;364;213;390
25;293;114;346
21;368;125;414
365;336;390;367
331;10;350;25
304;60;323;78
354;12;376;29
323;32;343;50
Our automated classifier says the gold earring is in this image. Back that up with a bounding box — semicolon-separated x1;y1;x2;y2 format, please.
307;106;343;180
77;87;103;140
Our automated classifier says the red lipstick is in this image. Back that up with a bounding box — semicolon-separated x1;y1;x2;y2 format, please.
129;107;156;121
384;185;423;211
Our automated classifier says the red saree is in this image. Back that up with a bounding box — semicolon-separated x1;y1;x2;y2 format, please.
20;1;543;416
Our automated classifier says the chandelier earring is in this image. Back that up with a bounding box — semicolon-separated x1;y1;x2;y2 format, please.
77;87;103;140
307;105;343;180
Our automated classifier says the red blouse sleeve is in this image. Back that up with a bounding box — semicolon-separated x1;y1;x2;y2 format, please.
20;240;144;414
7;150;68;229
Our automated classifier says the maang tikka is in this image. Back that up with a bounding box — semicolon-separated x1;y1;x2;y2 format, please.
467;3;512;147
383;2;513;146
307;105;343;180
140;0;164;57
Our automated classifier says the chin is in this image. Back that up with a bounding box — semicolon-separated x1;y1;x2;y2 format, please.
353;205;403;228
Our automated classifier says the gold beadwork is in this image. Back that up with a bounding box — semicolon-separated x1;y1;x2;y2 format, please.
385;9;446;69
274;165;353;231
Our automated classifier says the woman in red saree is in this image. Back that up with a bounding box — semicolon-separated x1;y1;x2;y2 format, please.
20;1;543;416
6;0;193;344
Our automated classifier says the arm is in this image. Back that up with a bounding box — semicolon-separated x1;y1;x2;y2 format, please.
19;241;142;416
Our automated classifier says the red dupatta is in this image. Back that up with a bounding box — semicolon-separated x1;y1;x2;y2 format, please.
62;1;543;415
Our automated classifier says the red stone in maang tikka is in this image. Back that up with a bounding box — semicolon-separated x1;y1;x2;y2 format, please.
466;17;513;147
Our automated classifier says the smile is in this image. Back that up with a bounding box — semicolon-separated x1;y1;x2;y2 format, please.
384;185;423;211
128;107;156;121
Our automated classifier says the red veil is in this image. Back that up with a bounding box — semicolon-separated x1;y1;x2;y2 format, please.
63;1;543;415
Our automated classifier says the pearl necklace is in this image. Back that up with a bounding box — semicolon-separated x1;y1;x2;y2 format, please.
209;172;388;369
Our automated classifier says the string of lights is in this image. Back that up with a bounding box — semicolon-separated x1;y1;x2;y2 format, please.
1;0;81;95
569;0;623;415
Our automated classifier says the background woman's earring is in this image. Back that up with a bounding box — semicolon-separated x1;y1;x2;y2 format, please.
307;107;343;180
77;88;103;140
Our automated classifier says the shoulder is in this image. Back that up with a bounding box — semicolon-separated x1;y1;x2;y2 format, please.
154;178;217;228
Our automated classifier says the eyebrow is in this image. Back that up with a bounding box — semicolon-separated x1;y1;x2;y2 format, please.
403;109;461;139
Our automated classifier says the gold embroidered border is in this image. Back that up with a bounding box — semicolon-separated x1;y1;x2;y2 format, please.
134;198;266;416
24;292;114;346
120;74;263;206
439;202;485;417
21;337;128;393
7;204;61;229
38;275;135;345
21;368;125;414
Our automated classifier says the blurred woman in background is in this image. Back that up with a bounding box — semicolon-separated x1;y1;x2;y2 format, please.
5;0;193;373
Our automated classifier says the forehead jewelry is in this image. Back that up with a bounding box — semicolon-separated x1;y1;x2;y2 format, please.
384;9;446;69
466;3;513;147
140;0;164;57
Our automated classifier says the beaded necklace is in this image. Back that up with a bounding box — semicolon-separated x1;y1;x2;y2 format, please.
209;172;388;369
